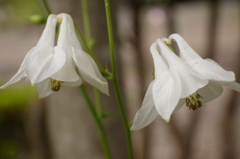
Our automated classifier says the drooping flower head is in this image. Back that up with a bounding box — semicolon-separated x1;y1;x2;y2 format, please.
131;34;240;131
0;13;109;98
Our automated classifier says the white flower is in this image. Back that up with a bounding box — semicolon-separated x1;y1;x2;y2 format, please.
168;34;240;92
0;13;108;98
131;35;240;131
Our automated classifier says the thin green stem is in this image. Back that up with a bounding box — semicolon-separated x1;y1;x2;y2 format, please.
34;0;47;15
74;23;112;78
93;88;103;118
80;86;112;159
80;0;94;57
81;0;92;42
81;2;112;157
81;2;111;157
42;0;51;15
74;23;93;55
104;0;134;159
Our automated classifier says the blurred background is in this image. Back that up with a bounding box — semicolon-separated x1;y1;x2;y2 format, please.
0;0;240;159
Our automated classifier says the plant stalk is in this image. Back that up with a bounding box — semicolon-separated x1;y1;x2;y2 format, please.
104;0;134;158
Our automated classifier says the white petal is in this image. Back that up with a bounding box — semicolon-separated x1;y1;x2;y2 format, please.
63;78;83;87
157;39;208;98
0;71;25;89
187;58;235;82
26;46;66;84
197;81;223;104
152;72;181;120
205;58;222;67
72;48;109;95
36;14;57;48
159;99;185;122
169;34;202;61
51;47;79;82
222;81;240;92
35;78;53;98
57;14;70;48
131;81;158;131
0;48;34;89
156;39;181;67
171;67;208;98
150;42;168;79
57;13;82;50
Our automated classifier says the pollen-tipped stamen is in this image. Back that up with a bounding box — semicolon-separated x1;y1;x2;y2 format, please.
50;79;64;91
186;92;203;110
56;17;62;24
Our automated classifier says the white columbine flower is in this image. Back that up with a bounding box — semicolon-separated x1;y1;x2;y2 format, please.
168;34;240;92
0;13;108;98
131;35;240;131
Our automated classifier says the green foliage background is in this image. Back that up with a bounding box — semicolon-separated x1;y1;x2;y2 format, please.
0;82;37;159
0;0;39;31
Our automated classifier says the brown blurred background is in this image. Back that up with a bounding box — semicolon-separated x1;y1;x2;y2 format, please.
0;0;240;159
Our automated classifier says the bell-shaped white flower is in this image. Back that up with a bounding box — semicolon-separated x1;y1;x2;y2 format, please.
131;35;240;131
131;39;208;130
0;14;66;97
0;13;109;98
49;13;108;96
168;34;240;92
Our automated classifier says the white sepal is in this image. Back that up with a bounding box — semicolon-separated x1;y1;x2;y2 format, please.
131;81;158;131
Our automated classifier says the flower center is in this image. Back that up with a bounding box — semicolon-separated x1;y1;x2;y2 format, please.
186;92;203;110
50;79;64;91
56;16;62;24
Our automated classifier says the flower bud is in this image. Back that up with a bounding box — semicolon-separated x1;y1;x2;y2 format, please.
29;15;47;24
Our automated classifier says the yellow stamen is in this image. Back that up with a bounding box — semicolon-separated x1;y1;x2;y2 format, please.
165;40;172;45
56;17;62;24
186;92;203;111
165;119;170;123
50;79;64;91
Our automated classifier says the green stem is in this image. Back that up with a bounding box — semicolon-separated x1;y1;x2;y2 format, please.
80;0;94;57
74;23;112;78
93;88;103;118
81;1;112;158
42;0;51;15
80;86;112;159
81;0;92;42
74;23;93;57
34;0;47;15
104;0;134;159
81;0;101;117
81;0;103;118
